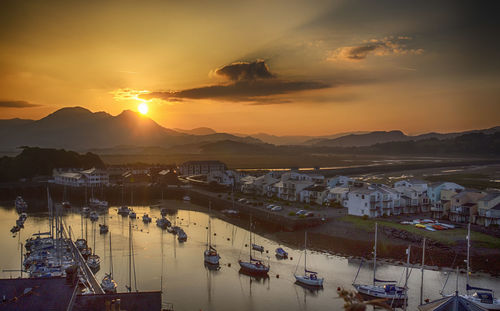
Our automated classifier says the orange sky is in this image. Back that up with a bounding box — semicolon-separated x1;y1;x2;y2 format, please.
1;0;499;136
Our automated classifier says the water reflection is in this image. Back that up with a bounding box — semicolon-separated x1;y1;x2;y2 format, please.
0;200;499;311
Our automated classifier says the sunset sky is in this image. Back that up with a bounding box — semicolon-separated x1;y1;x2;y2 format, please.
0;0;499;135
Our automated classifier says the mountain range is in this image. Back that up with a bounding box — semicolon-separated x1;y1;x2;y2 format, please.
0;106;498;153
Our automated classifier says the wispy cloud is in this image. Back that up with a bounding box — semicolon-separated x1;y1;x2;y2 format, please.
0;100;40;108
140;60;330;103
328;36;424;62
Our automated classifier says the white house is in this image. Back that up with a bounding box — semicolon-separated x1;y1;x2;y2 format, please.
326;187;349;206
53;167;109;187
207;170;240;186
327;176;353;188
300;185;328;205
345;187;383;218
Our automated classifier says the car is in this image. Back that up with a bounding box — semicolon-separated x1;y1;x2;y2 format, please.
296;210;307;216
271;206;282;212
266;204;275;209
238;198;246;203
305;212;314;217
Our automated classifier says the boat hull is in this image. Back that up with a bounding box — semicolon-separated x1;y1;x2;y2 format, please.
353;284;407;307
204;253;220;265
295;275;324;287
460;295;500;310
238;261;269;275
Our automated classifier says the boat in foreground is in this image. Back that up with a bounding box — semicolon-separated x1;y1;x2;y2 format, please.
294;232;323;288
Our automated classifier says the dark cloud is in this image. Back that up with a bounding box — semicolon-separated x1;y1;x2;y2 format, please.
141;60;330;103
0;100;39;108
215;60;274;81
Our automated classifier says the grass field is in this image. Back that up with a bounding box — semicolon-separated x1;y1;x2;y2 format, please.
424;173;499;190
340;215;500;249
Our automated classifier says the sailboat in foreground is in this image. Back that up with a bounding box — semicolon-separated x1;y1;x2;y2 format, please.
294;231;323;287
352;223;407;306
204;202;220;265
101;233;117;293
238;217;269;275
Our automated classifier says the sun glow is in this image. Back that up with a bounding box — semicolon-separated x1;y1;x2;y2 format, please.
138;103;149;115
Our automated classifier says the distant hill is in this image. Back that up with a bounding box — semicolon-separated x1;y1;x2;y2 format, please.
310;127;500;147
0;107;260;150
0;147;105;182
173;127;217;135
229;131;370;145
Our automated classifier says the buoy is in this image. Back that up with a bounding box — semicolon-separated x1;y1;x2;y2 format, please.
227;238;230;241
266;250;269;253
214;233;216;236
245;244;248;247
276;274;279;278
290;257;293;260
228;263;231;267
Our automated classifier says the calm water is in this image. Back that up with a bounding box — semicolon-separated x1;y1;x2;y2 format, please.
1;200;499;311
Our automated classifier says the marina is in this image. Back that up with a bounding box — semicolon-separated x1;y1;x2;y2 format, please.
1;199;499;310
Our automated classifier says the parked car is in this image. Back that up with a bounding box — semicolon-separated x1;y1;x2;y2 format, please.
305;211;314;217
296;210;307;216
266;204;275;210
271;206;282;212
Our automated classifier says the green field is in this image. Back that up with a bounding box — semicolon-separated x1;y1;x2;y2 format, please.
340;215;500;249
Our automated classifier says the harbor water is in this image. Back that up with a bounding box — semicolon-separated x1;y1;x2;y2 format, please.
1;200;499;311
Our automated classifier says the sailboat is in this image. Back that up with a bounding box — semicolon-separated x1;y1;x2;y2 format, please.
101;233;117;293
204;202;220;265
460;223;500;310
87;222;100;270
352;223;407;305
294;231;323;287
238;217;269;275
126;222;137;293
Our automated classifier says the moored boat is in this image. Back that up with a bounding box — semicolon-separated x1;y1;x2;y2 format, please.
275;247;288;259
294;232;323;288
142;213;152;223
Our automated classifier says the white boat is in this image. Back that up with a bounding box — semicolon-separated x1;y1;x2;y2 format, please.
129;210;136;219
353;223;408;307
75;238;87;251
460;223;500;310
142;214;152;223
204;202;220;265
183;195;191;201
101;233;117;293
89;212;99;222
238;217;269;276
294;232;323;287
425;226;436;232
89;198;108;208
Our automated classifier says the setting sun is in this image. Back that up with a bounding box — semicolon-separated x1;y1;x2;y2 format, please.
138;103;149;115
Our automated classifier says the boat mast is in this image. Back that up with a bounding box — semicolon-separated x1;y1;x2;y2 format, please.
466;222;470;294
208;201;212;250
404;245;411;311
128;221;132;292
93;222;96;255
109;233;113;277
304;231;307;274
373;222;378;285
249;215;252;260
420;238;426;305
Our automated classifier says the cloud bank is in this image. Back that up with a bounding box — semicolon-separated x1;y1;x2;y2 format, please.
328;36;424;62
0;100;39;108
140;60;330;103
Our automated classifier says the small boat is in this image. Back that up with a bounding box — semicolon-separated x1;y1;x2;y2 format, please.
275;247;288;259
10;225;21;233
432;224;445;230
142;214;152;223
415;224;426;229
75;239;87;251
129;210;136;219
183;195;191;202
82;207;90;216
160;208;168;216
294;232;324;287
89;198;108;208
19;213;28;220
171;226;181;235
118;206;130;216
15;196;28;213
156;217;171;229
99;224;109;234
89;212;99;222
252;244;264;252
238;217;269;276
177;229;187;242
425;226;436;232
16;218;25;227
438;223;455;229
101;273;117;293
81;247;92;259
166;226;175;233
62;201;71;208
204;202;220;265
87;254;100;270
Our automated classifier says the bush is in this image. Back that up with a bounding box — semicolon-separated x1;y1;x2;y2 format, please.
362;215;369;220
288;212;296;216
299;214;306;219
